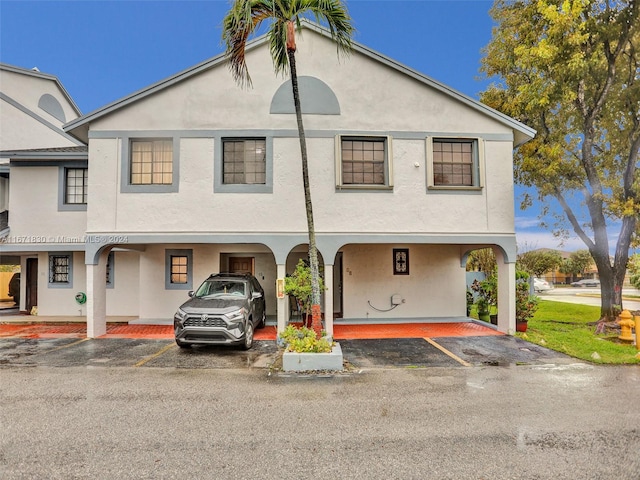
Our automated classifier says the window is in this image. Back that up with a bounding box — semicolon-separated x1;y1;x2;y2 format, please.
336;135;393;188
214;134;273;193
427;138;483;189
65;168;88;204
165;249;193;290
58;165;88;211
223;138;266;185
130;139;173;185
48;253;73;288
393;248;409;275
170;255;188;284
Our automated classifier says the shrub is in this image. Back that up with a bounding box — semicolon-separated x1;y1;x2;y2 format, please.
515;272;539;323
278;325;333;353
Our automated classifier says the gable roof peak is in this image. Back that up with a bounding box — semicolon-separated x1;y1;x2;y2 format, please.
0;63;82;117
64;20;534;146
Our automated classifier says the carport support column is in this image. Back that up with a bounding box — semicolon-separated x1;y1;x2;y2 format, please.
324;264;334;338
495;251;516;334
277;263;287;334
86;252;108;338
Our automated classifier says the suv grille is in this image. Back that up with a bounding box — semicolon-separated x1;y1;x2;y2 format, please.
184;316;227;328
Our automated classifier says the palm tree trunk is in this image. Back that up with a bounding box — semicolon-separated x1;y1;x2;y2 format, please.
287;47;323;337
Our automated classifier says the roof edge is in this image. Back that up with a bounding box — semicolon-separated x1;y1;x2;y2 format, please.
63;34;269;140
63;19;535;144
0;63;83;117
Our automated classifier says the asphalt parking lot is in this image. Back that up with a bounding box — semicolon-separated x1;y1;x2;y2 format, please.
0;335;578;370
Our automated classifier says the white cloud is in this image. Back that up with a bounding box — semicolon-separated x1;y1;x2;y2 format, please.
515;230;586;252
514;216;542;229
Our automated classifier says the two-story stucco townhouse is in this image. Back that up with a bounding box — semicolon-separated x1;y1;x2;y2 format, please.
0;63;86;312
1;22;534;338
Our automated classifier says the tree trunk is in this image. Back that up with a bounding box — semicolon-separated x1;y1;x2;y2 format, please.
287;43;323;338
591;218;633;332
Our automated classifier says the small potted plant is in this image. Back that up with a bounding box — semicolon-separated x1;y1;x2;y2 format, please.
466;289;474;316
475;296;491;322
483;273;499;324
470;279;492;322
515;272;539;332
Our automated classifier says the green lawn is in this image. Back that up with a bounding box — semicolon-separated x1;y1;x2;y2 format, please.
516;300;640;364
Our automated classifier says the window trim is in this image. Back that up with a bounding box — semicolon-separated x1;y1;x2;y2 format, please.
426;136;484;190
215;136;273;193
335;134;394;191
164;249;193;290
121;135;180;193
48;252;73;288
58;163;88;211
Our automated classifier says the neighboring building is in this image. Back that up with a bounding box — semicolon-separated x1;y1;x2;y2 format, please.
0;63;85;310
534;248;613;286
1;22;535;336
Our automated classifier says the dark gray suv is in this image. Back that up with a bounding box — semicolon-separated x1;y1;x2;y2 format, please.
173;273;266;350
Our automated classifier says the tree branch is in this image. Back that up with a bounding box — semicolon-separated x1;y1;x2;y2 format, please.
553;188;596;251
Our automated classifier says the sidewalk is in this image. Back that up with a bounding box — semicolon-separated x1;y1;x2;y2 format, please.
0;320;503;340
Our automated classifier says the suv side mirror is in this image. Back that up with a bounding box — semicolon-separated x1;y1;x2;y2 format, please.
188;291;194;298
252;291;263;299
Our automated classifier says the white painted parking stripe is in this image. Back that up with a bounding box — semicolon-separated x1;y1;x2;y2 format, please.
423;337;472;367
134;342;175;367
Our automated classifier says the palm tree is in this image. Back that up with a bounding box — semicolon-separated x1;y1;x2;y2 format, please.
222;0;354;336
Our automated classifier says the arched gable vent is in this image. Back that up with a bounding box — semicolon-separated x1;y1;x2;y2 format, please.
270;76;340;115
38;94;66;122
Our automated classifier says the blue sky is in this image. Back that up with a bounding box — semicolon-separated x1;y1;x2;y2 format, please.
0;0;608;253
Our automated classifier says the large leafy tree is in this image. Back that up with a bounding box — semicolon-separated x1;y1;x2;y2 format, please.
481;0;640;322
466;248;497;274
222;1;353;335
517;249;563;277
560;249;595;279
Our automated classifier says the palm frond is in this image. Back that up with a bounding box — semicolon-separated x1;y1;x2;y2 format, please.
222;0;354;87
223;0;281;88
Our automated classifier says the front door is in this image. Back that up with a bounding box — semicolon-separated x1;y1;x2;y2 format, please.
26;258;38;312
229;257;254;275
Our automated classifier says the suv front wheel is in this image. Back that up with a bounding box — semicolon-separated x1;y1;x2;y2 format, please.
241;321;254;350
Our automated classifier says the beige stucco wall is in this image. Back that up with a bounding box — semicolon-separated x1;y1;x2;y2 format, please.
341;244;465;319
105;250;140;316
0;102;77;150
7;166;86;240
12;29;522;323
83;27;517;236
130;243;464;321
0;68;79;150
136;244;277;320
36;251;86;316
86;136;514;235
90;33;508;136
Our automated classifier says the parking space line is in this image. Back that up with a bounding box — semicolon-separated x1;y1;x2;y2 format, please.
38;337;91;354
423;337;471;367
134;342;175;367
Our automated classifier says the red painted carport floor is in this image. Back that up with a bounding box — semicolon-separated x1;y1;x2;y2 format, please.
0;322;502;340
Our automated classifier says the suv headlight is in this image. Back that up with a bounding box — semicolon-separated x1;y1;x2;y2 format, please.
226;308;246;329
175;308;187;321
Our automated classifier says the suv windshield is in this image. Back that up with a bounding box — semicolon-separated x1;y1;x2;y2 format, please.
194;279;247;299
